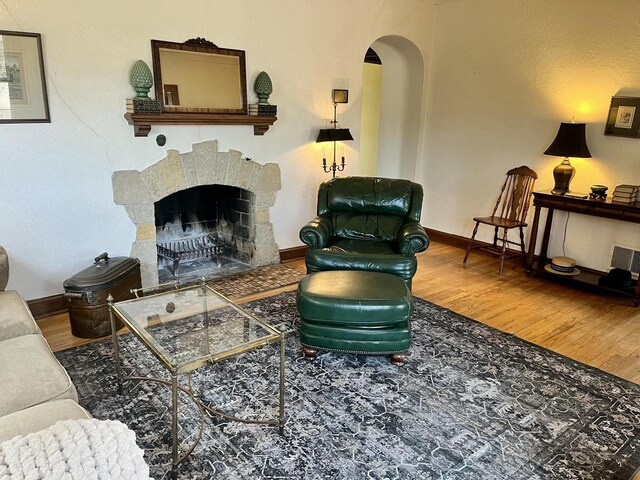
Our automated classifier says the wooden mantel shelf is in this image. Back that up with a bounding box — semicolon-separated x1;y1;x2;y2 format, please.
124;112;277;137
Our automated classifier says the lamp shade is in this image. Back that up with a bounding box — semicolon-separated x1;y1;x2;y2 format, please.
544;123;592;158
316;128;354;143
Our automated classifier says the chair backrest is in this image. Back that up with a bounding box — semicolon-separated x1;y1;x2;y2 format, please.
317;176;424;241
490;166;537;222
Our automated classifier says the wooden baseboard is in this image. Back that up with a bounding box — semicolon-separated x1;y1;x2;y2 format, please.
282;230;485;261
424;228;473;250
281;230;480;260
27;246;309;320
281;229;526;263
424;227;610;275
27;230;568;320
279;245;307;262
28;294;67;320
424;227;527;259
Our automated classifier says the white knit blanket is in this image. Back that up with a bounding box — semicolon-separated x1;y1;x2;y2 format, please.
0;419;151;480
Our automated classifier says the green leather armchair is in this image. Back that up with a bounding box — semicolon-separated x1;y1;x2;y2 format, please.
299;176;429;288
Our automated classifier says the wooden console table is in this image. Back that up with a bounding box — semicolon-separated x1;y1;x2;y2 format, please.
526;190;640;306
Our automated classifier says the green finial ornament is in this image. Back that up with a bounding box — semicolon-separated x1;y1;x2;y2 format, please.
254;71;273;105
129;60;153;99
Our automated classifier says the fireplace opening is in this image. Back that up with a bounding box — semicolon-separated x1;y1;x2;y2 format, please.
155;185;255;282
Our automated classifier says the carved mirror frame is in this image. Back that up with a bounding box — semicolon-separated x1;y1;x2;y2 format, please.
151;38;248;114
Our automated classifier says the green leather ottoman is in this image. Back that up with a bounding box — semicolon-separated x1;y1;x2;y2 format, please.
296;270;413;365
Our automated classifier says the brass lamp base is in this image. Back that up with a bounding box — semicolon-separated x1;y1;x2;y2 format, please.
552;157;575;195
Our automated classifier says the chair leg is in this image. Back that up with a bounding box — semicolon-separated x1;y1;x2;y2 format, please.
463;222;480;264
499;228;508;275
303;346;319;359
493;226;499;248
389;352;408;366
518;226;527;267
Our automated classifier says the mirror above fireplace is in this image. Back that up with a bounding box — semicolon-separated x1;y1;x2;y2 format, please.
151;37;248;114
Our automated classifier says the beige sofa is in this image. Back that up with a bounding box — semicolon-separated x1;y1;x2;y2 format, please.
0;246;8;292
0;289;92;442
0;249;150;477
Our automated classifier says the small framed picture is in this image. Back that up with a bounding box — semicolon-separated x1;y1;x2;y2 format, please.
0;30;50;123
604;96;640;138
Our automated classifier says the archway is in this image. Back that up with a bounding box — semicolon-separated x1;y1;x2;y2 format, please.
359;36;424;180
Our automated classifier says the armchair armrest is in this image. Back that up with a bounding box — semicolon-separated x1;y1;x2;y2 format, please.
397;221;429;256
299;215;334;249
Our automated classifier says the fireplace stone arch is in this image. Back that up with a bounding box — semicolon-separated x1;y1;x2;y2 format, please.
112;140;281;286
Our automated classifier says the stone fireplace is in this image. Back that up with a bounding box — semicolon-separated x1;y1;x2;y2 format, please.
112;140;281;287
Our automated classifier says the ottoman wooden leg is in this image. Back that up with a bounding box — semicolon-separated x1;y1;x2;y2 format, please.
303;346;319;359
389;352;407;366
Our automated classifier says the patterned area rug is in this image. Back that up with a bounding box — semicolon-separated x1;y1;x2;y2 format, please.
207;263;304;299
55;293;640;480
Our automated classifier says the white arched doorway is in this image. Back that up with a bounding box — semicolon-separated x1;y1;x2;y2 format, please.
359;36;424;180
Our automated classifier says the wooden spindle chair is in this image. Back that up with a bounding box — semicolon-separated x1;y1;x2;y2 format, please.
463;166;537;274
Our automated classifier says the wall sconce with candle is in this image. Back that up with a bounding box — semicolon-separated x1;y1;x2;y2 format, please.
316;89;354;178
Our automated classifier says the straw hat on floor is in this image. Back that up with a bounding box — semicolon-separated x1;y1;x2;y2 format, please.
544;256;580;276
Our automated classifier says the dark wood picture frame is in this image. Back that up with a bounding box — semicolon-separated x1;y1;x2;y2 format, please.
0;30;50;123
150;38;247;114
604;96;640;138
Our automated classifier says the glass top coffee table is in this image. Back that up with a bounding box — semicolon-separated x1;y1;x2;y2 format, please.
107;279;285;467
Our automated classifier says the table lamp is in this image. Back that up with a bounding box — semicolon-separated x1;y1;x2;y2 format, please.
543;122;592;194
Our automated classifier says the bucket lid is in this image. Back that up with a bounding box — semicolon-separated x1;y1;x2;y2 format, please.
63;254;140;292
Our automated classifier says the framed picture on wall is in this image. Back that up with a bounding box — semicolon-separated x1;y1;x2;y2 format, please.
604;96;640;138
0;30;50;123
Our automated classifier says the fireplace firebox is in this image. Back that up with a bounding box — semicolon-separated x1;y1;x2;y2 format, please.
155;185;255;278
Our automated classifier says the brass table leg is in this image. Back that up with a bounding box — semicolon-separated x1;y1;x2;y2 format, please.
108;295;123;395
278;332;286;435
125;375;205;468
171;373;179;468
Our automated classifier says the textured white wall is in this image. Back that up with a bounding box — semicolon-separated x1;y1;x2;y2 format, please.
424;0;640;271
0;0;436;299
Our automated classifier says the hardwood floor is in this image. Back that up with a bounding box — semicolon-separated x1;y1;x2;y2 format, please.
39;241;640;383
412;242;640;383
